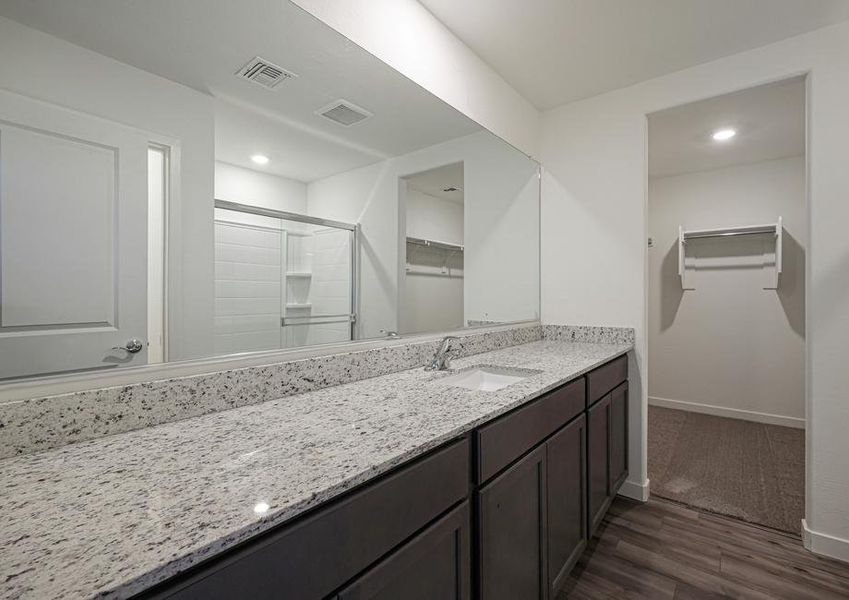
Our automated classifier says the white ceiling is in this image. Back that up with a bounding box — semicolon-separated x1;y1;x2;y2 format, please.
405;162;464;203
0;0;481;181
648;76;805;178
418;0;849;110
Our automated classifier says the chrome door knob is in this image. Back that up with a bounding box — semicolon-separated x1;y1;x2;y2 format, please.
112;339;144;353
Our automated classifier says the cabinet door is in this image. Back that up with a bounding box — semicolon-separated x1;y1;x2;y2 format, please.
478;445;547;600
610;382;628;494
337;502;470;600
546;415;586;596
587;394;611;537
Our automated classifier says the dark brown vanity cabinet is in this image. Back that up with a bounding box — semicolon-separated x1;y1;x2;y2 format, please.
586;356;629;537
478;445;547;600
477;415;588;600
336;501;471;600
546;415;587;595
141;355;628;600
587;392;612;535
610;381;629;492
476;378;587;600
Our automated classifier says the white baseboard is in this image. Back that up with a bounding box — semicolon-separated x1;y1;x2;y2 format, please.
618;478;650;502
802;519;849;563
649;396;805;429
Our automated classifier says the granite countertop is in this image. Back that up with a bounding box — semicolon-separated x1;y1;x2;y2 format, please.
0;339;631;599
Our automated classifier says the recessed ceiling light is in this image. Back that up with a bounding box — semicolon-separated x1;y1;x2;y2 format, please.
712;128;736;141
253;501;270;514
251;154;270;165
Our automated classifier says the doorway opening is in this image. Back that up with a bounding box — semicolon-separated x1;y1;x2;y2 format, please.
399;163;465;335
646;76;807;534
147;145;168;364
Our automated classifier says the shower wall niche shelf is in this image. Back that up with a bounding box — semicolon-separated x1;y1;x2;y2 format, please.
678;217;782;290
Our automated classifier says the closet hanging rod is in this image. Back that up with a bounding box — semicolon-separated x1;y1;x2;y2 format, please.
683;229;776;241
681;222;779;242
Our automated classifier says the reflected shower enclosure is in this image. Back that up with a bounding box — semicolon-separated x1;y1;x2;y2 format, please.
213;202;356;354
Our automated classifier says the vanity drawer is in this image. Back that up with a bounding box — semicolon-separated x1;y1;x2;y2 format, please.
142;438;470;600
476;378;585;484
586;355;627;408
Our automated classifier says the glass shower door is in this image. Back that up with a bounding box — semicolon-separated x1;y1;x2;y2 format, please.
213;202;356;356
281;219;354;348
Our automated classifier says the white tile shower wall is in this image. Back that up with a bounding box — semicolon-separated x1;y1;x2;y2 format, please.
213;219;283;355
0;324;542;458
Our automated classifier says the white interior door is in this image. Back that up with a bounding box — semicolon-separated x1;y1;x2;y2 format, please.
0;90;148;379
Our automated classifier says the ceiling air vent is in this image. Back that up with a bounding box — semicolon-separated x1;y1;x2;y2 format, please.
236;56;297;90
316;100;373;127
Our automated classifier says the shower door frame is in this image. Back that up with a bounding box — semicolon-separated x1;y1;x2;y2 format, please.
214;199;360;343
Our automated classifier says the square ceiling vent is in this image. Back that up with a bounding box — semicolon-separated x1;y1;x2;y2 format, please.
236;56;297;90
316;99;373;127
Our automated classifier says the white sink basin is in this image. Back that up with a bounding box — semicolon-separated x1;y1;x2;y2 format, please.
438;366;535;392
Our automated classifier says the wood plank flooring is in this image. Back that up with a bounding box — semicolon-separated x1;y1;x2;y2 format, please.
557;497;849;599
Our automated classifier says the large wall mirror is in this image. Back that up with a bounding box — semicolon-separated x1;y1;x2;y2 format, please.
0;1;540;381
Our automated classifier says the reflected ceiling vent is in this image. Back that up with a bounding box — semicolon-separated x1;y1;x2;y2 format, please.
236;56;297;90
316;99;373;127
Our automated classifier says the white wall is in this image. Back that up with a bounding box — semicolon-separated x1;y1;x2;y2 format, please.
213;214;284;356
406;189;463;245
308;131;539;340
649;157;805;427
290;0;540;158
540;21;849;559
0;16;215;361
215;162;307;213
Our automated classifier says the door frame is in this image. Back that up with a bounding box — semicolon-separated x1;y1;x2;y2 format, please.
640;71;810;522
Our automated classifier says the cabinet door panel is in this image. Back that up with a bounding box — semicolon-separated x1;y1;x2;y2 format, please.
478;445;547;600
587;394;611;537
546;415;586;595
338;502;470;600
610;382;628;494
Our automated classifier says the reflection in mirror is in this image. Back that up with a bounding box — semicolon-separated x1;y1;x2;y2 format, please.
213;204;356;355
0;0;539;380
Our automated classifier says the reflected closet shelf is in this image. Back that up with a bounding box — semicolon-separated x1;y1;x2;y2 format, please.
285;303;312;309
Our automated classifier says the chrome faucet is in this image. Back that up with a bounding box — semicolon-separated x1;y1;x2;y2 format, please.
425;336;459;371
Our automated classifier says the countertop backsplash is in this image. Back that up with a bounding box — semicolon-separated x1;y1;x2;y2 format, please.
0;324;542;458
0;323;634;459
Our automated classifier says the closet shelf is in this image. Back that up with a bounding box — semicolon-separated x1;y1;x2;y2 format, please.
285;302;312;309
678;217;782;290
406;236;464;252
286;271;312;278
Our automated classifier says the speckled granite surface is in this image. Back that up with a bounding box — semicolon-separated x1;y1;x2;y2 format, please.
0;325;542;459
0;339;630;600
543;324;635;344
